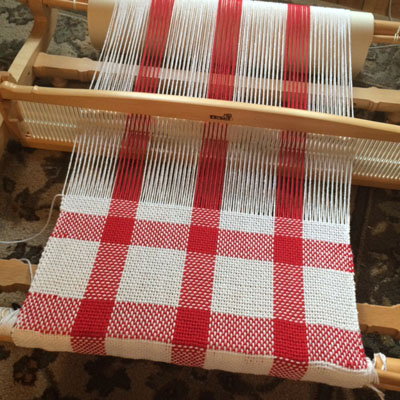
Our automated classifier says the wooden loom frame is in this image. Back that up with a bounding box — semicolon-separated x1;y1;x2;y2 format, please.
0;0;400;392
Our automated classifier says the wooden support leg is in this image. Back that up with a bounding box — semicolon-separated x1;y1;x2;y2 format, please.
0;259;36;292
375;356;400;391
357;303;400;340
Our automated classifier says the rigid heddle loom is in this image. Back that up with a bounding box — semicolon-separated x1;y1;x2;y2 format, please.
0;0;400;392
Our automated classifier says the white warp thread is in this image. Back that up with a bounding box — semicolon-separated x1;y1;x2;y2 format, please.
17;0;400;181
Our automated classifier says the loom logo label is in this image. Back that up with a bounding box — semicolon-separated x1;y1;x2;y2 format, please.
209;113;232;121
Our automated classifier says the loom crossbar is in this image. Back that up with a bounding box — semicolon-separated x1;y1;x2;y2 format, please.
2;82;400;144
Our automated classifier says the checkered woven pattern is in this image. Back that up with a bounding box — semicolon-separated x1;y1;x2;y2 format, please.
12;0;375;389
13;196;372;387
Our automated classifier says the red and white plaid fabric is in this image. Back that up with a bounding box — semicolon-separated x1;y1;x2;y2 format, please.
13;196;373;387
13;0;375;389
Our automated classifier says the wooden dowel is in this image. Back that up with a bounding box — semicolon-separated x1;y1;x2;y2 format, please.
357;303;400;340
374;20;400;36
32;52;400;113
376;356;400;373
373;35;400;44
351;175;400;191
0;259;36;292
377;370;400;388
1;82;400;144
17;0;90;12
353;86;400;113
43;0;88;11
0;335;13;344
376;356;400;390
377;382;400;392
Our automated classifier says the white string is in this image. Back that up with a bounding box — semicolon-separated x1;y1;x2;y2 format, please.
0;194;62;245
56;0;356;225
362;355;386;399
394;25;400;42
59;10;86;21
19;258;33;283
373;353;388;371
367;353;387;399
365;384;385;400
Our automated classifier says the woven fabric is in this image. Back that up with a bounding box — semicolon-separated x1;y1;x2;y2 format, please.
13;196;372;388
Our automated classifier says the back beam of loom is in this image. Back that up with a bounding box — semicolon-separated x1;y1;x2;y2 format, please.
17;0;400;42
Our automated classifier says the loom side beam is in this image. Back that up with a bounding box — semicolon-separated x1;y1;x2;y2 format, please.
31;52;400;114
2;82;400;144
0;258;400;390
0;0;56;154
0;259;37;292
7;2;56;87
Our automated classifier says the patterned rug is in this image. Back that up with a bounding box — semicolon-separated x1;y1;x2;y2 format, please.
0;0;399;398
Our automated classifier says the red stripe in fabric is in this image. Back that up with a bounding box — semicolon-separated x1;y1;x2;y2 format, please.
217;229;274;261
208;313;273;354
270;4;311;380
303;241;354;272
108;302;178;343
52;210;352;273
208;0;243;100
70;0;175;355
172;0;243;367
51;212;106;242
134;0;175;94
113;115;152;202
17;292;81;336
306;325;367;368
131;220;190;250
